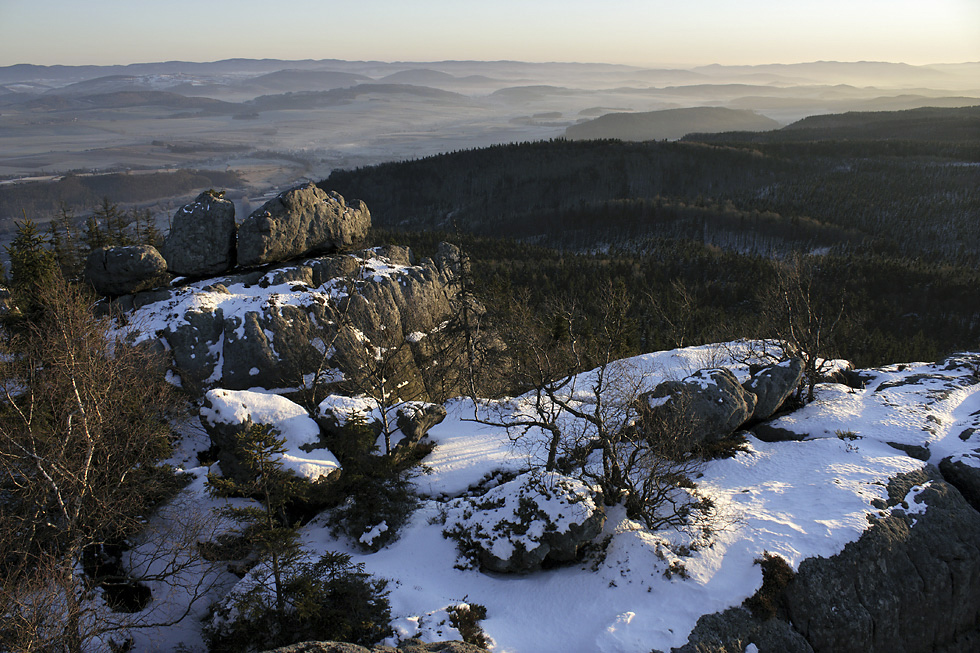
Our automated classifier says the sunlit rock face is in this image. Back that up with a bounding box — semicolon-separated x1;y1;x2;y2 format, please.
116;245;460;393
236;184;370;267
162;191;237;277
84;244;168;296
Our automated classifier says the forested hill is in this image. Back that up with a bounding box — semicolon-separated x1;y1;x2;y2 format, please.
321;127;980;264
685;105;980;143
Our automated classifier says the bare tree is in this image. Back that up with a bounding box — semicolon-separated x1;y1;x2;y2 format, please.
468;283;715;533
765;253;845;402
333;302;429;456
0;277;218;651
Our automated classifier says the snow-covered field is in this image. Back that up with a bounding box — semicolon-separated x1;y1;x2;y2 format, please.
131;344;980;652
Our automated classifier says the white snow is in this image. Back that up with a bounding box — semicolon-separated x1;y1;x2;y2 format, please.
360;521;390;546
127;345;980;652
202;388;340;481
317;393;382;427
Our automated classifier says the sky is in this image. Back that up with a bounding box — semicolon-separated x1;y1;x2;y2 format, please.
0;0;977;67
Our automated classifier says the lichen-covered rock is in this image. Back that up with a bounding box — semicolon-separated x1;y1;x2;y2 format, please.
237;184;370;267
744;358;803;420
640;368;757;448
784;467;980;652
84;245;168;296
162;191;237;276
443;470;605;573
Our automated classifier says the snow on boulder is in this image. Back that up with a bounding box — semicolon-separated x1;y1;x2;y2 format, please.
315;394;383;440
315;395;447;453
639;368;757;448
744;357;803;420
201;388;339;483
443;470;605;573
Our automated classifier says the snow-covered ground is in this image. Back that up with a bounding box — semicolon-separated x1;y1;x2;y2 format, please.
128;344;980;652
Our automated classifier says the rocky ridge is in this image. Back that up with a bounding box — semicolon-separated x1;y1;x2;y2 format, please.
84;184;980;651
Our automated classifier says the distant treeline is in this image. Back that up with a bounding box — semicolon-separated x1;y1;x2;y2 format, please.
0;169;243;226
377;229;980;371
685;105;980;144
323;136;980;265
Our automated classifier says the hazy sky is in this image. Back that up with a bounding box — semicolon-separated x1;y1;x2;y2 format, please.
0;0;977;67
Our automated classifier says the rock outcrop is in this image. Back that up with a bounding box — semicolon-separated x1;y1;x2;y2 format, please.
84;245;168;296
640;368;757;447
123;246;458;393
744;358;803;420
443;471;605;574
237;184;370;267
668;467;980;653
784;468;980;652
161;191;237;277
667;606;812;653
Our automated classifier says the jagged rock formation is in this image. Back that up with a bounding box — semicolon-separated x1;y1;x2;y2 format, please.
744;358;803;419
668;467;980;653
118;245;460;394
237;184;370;267
84;244;168;296
161;191;237;276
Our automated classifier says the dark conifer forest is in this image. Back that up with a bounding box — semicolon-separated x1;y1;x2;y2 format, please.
323;107;980;369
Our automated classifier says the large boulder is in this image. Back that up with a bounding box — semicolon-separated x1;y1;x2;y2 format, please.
639;368;757;448
744;358;803;420
396;402;448;445
314;396;446;454
237;184;370;267
201;388;340;484
938;452;980;511
84;245;168;296
783;467;980;652
161;191;237;277
443;470;605;573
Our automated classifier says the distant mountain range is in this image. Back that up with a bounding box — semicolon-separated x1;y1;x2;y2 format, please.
566;107;781;141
